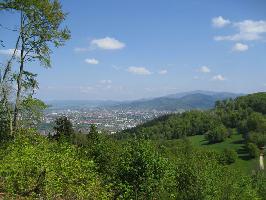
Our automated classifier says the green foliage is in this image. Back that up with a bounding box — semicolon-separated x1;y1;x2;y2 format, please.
1;93;265;199
0;0;71;68
0;0;71;130
248;132;266;148
252;172;266;200
113;139;168;199
220;148;238;164
246;143;260;158
88;124;99;142
119;110;220;140
0;129;110;199
172;147;259;200
205;124;228;144
53;116;74;140
19;97;47;128
0;104;11;141
85;126;117;177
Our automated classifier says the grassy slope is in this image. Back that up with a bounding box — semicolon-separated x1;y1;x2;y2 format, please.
188;134;264;174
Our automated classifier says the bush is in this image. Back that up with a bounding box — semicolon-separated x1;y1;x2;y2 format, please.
114;139;168;199
248;131;266;148
220;148;238;164
246;143;260;158
205;125;228;144
0;130;110;199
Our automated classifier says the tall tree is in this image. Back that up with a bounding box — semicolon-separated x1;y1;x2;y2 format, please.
53;116;74;140
0;0;70;130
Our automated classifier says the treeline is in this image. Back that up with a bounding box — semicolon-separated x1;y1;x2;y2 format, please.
1;124;265;199
118;93;266;149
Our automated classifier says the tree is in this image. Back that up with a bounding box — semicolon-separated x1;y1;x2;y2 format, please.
87;124;99;142
19;97;47;129
114;139;168;199
0;0;70;130
205;124;228;143
246;143;259;158
219;148;238;164
53;116;74;141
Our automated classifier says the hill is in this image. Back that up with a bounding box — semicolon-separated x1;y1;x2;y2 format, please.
110;91;241;111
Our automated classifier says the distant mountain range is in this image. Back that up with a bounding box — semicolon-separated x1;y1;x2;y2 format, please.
46;91;243;111
109;91;243;111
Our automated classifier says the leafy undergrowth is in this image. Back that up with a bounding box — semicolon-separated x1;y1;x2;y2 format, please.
0;130;110;199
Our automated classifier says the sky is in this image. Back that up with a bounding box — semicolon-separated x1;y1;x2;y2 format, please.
0;0;266;100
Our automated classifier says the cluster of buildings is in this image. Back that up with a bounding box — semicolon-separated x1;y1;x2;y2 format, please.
42;107;170;134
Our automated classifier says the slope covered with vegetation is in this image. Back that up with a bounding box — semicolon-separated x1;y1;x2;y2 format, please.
111;92;240;111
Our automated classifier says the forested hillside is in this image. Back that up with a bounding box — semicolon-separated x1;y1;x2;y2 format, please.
119;93;266;146
110;92;240;111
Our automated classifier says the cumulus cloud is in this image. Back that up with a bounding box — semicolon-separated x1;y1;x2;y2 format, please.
0;48;20;57
212;16;231;28
85;58;99;65
214;19;266;41
212;74;226;81
91;37;125;50
127;66;152;75
232;43;249;52
199;66;211;73
158;69;168;75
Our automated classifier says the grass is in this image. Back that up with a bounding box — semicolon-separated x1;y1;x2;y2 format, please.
188;134;264;174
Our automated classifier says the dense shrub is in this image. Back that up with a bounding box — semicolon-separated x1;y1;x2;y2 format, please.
0;130;110;199
114;139;168;199
246;143;260;158
205;124;228;143
219;148;238;164
173;148;259;200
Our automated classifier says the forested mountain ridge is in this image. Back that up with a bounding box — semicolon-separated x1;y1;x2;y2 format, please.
110;91;241;111
118;92;266;146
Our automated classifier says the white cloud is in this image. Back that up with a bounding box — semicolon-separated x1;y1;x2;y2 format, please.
158;69;168;75
214;19;266;41
212;16;231;28
232;43;249;52
199;66;211;73
99;79;112;84
0;48;20;57
127;66;152;75
91;37;125;50
212;74;226;81
85;58;99;65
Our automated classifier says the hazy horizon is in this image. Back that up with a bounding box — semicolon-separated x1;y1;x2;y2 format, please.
1;0;266;101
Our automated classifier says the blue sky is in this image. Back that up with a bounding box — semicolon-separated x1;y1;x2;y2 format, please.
1;0;266;100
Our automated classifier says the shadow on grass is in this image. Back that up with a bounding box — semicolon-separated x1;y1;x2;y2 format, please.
237;146;252;161
231;139;245;145
201;140;211;145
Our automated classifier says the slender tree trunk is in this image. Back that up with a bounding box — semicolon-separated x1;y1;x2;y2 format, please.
0;37;20;136
13;48;24;130
13;11;25;130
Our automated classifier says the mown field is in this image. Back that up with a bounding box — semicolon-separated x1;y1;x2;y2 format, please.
156;134;264;175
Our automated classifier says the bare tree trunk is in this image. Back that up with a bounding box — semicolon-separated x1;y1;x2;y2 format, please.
13;47;24;130
0;37;20;136
13;11;25;130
